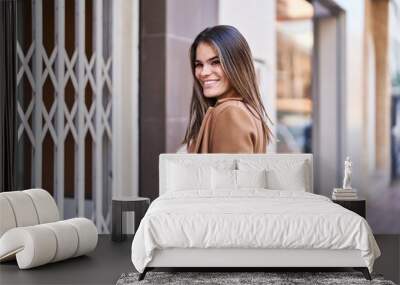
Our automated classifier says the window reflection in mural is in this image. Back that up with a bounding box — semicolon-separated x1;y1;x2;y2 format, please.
276;0;313;153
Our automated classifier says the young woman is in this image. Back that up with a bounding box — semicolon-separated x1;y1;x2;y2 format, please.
182;25;272;153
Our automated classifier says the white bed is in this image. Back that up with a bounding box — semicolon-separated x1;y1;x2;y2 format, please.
131;154;380;280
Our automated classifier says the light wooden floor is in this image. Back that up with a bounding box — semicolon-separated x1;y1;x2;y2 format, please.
0;235;398;285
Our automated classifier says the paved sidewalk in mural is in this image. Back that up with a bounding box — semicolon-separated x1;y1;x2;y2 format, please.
368;180;400;234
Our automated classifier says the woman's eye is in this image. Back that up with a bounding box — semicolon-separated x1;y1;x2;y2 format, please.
195;63;203;68
211;60;220;65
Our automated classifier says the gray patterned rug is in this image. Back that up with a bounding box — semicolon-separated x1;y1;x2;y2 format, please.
116;271;396;285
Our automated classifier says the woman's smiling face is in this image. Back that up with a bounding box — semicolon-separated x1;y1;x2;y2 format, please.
194;42;235;99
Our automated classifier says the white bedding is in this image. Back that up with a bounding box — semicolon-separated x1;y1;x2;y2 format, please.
131;190;380;273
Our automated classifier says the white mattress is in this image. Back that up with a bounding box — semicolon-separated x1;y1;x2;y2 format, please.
131;189;380;273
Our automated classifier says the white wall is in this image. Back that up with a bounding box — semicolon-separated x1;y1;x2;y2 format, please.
112;0;139;199
219;0;277;152
313;15;342;197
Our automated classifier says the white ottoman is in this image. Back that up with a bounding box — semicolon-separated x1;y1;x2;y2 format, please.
0;189;98;269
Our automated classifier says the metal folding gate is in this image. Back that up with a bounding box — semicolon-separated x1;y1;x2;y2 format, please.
16;0;113;233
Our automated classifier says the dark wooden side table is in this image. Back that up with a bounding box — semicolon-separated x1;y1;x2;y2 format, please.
332;198;366;218
112;196;150;242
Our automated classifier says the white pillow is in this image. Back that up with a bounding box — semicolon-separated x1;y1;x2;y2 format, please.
167;162;212;191
211;168;268;190
236;169;268;189
266;164;306;191
238;159;308;191
212;168;236;190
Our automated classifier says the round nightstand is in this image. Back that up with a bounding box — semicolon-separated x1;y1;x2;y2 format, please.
112;196;150;242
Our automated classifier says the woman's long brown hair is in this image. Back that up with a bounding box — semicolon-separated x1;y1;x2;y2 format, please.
182;25;272;149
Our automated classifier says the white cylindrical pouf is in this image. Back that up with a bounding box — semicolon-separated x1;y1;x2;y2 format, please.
0;226;57;269
0;196;17;237
0;190;98;269
42;221;79;262
65;218;98;257
18;226;57;269
23;189;59;223
0;192;39;227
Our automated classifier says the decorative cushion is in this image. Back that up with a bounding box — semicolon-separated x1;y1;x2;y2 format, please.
238;159;309;191
211;169;268;190
160;155;237;194
212;168;236;190
236;169;268;189
266;167;306;191
167;162;212;191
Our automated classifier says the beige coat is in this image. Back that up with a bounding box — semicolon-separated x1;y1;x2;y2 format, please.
189;97;267;153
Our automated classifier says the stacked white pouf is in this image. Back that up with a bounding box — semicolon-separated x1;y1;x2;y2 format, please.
332;188;358;200
0;189;98;269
